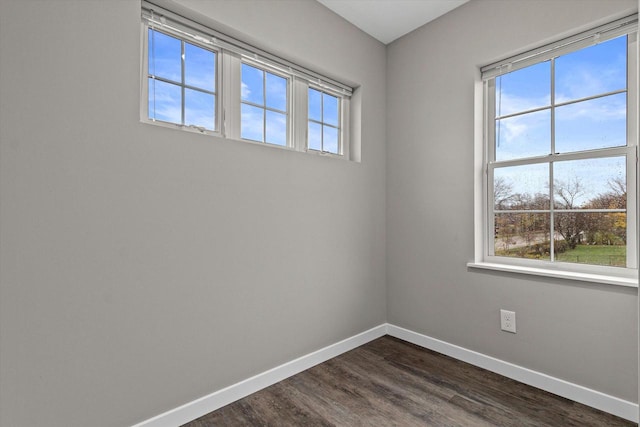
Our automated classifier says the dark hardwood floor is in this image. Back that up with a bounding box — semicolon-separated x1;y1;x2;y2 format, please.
184;336;635;426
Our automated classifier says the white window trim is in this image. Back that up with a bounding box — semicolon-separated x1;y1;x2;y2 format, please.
140;1;353;158
469;16;639;287
142;23;223;136
234;58;293;148
306;84;349;157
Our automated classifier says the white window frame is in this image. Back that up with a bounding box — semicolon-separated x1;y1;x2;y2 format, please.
237;59;292;147
307;86;343;156
142;21;222;136
469;15;639;287
140;1;352;158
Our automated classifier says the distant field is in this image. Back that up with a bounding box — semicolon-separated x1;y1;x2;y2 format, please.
555;245;626;267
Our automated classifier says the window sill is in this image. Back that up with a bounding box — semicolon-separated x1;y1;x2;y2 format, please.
466;262;638;288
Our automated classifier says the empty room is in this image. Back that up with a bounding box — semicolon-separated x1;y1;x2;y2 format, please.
0;0;639;426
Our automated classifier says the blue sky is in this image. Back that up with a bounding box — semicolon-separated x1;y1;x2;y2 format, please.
495;156;625;208
494;35;628;205
308;88;339;153
148;29;216;130
241;63;287;146
148;29;342;152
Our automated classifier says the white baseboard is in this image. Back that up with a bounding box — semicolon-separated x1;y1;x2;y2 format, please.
386;324;639;423
131;324;388;427
133;323;638;426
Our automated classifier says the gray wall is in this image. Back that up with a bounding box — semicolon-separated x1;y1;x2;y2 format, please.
1;0;638;426
0;0;386;426
387;0;638;403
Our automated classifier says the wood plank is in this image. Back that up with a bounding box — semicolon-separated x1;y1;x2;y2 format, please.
184;336;635;426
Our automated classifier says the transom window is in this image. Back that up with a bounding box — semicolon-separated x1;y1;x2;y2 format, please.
148;29;218;131
308;88;340;154
241;63;288;146
141;2;353;158
476;15;638;284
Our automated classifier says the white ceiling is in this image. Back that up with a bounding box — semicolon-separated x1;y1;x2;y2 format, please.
317;0;469;44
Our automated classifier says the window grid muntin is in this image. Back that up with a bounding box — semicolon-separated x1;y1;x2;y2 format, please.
240;61;290;146
308;87;341;154
487;35;635;269
489;155;634;264
149;75;216;97
495;89;628;122
147;28;218;131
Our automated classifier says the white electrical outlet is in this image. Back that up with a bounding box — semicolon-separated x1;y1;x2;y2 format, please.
500;309;516;333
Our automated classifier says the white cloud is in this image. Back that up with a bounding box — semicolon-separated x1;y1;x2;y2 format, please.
496;109;549;161
555;67;625;104
265;112;286;146
556;95;626;122
497;91;549;117
499;116;529;141
241;104;264;141
241;82;250;100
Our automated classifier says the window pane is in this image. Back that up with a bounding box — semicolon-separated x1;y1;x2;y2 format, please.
555;36;627;103
323;93;339;126
185;43;215;92
241;104;264;142
265;111;286;146
494;163;550;210
555;93;626;153
308;88;322;122
308;121;322;151
265;73;287;112
496;109;550;161
324;126;338;154
553;157;626;209
148;30;181;82
496;61;550;117
554;212;626;267
148;78;182;124
494;213;551;260
241;64;264;105
185;89;215;130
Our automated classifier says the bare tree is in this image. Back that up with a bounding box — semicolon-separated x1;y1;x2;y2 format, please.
554;177;584;209
608;177;626;198
494;177;514;210
554;178;586;249
582;178;627;244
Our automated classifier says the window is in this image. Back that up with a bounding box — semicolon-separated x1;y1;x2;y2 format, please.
473;16;638;285
241;63;288;146
308;88;341;154
148;29;218;131
141;2;352;158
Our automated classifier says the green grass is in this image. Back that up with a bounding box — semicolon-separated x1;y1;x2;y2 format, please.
495;244;626;266
555;245;626;267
